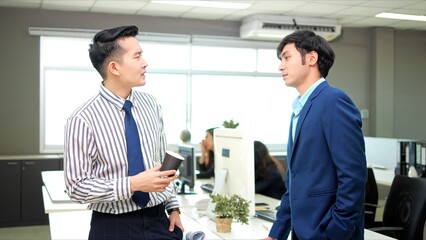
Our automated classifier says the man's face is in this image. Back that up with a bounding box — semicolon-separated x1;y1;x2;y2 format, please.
115;37;148;89
278;43;309;89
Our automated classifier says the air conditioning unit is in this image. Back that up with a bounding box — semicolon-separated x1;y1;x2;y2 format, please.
240;15;341;41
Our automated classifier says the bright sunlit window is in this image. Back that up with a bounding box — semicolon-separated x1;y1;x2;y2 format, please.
136;73;188;144
191;46;256;72
43;69;100;146
40;33;294;153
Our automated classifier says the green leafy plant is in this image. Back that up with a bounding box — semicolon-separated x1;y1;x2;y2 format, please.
222;119;239;129
209;193;250;225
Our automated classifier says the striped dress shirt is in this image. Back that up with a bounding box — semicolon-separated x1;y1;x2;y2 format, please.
64;85;179;214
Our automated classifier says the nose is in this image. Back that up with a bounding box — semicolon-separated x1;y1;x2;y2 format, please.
278;61;284;71
141;57;148;68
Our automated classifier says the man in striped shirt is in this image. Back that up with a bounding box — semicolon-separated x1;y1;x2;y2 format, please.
64;25;184;239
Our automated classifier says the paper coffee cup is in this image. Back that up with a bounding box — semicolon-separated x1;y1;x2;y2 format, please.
160;150;184;175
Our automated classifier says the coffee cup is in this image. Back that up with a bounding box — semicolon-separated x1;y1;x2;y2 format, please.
160;150;184;176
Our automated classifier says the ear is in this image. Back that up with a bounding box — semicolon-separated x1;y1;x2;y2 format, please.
308;51;318;66
108;61;120;77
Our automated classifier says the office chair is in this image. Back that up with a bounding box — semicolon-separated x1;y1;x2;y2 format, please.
368;175;426;240
364;167;379;228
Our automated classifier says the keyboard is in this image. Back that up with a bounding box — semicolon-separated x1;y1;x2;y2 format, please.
200;183;214;193
255;209;277;222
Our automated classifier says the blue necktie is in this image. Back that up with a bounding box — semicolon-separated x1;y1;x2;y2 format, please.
123;100;150;208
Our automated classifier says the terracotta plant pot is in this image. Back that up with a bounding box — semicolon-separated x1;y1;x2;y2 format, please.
215;217;233;233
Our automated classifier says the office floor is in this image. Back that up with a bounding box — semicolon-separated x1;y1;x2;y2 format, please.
0;225;50;240
376;199;385;221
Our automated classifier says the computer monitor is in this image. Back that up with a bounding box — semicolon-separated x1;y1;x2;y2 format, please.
208;128;256;217
177;144;197;194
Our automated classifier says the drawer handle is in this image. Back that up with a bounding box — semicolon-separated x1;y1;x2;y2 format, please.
25;161;36;165
7;162;18;165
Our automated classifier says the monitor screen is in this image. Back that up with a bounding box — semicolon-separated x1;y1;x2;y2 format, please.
210;128;256;217
177;144;196;194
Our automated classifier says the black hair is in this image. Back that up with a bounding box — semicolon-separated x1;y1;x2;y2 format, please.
206;127;218;139
254;140;273;180
276;30;335;78
89;25;139;79
254;140;285;180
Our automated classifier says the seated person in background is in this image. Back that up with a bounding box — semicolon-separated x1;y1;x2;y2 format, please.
254;140;286;200
196;127;217;179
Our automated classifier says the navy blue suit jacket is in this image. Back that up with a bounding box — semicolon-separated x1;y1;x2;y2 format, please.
269;81;367;240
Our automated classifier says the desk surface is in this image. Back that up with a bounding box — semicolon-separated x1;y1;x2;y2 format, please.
42;171;395;240
372;168;395;186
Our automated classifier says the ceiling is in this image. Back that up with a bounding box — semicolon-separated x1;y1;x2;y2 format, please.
1;0;426;31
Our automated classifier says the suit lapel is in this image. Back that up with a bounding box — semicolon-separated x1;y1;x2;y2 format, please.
289;81;329;165
287;113;294;161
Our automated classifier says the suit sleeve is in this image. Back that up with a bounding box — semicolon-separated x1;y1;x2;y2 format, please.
322;91;367;239
268;168;291;239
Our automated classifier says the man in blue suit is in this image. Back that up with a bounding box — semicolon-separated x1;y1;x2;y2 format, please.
266;30;367;240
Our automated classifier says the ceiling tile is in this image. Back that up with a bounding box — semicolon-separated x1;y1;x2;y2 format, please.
136;10;183;18
387;8;426;16
186;6;237;15
337;16;366;25
181;12;227;20
404;1;426;10
250;1;308;11
91;0;146;14
359;1;421;8
291;2;352;15
42;0;94;11
317;1;366;6
336;6;389;16
141;2;193;12
221;9;266;20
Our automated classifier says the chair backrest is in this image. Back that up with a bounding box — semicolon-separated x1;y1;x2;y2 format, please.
383;175;426;240
364;167;379;228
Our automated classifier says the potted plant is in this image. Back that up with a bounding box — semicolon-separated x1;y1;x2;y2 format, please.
222;119;239;129
209;193;250;233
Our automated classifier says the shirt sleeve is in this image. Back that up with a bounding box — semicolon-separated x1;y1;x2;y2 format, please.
64;116;132;204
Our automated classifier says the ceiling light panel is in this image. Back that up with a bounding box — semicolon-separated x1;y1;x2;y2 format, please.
151;1;251;10
375;12;426;21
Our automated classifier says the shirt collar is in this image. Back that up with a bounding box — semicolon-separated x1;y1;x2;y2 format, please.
99;84;135;110
292;78;325;117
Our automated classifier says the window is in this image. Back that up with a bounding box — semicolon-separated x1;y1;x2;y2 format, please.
136;73;187;144
39;31;295;153
43;69;99;146
191;46;256;72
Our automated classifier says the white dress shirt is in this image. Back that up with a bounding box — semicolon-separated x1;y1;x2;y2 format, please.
64;85;179;214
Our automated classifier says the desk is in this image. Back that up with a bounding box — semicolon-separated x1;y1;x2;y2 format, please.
372;168;395;186
183;192;395;240
42;171;395;240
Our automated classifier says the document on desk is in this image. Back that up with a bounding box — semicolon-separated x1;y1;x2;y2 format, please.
180;213;221;239
185;230;206;240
